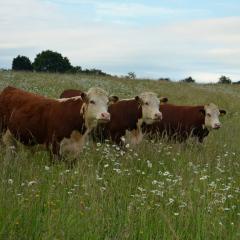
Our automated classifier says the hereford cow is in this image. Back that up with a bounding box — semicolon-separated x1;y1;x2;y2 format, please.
144;103;226;142
0;86;118;157
60;89;167;145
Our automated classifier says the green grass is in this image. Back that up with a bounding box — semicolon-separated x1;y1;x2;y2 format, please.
0;71;239;239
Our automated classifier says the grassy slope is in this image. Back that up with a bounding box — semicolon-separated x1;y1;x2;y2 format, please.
0;71;239;239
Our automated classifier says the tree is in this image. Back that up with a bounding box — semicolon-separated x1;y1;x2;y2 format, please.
12;55;33;71
218;75;232;84
127;72;136;79
180;76;195;83
33;50;72;73
68;66;82;73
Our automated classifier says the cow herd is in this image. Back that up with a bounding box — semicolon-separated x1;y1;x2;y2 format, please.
0;86;226;160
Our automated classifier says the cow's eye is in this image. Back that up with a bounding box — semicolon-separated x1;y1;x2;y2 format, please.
90;100;95;104
145;102;149;105
207;113;211;117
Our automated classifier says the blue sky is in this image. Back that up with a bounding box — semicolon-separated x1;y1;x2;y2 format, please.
1;0;240;82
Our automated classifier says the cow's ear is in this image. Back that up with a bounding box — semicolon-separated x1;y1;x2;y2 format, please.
199;109;205;115
108;95;119;105
80;92;88;103
220;109;226;116
160;97;168;103
135;96;143;105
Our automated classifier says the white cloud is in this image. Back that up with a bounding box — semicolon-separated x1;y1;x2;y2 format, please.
0;1;240;82
0;0;60;30
95;2;177;18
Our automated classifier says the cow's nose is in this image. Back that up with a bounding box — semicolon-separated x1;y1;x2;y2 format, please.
101;112;110;120
213;123;221;129
155;112;162;120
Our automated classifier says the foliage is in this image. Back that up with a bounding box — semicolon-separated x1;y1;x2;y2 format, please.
127;72;136;79
233;81;240;84
158;78;171;82
0;71;239;239
82;68;109;76
32;50;72;73
12;55;33;71
68;66;82;74
218;75;232;84
180;76;195;83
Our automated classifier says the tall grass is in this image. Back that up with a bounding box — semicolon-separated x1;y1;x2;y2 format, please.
0;71;239;239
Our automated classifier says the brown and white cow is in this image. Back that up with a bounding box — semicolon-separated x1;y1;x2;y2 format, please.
60;89;166;145
0;86;118;157
144;103;226;142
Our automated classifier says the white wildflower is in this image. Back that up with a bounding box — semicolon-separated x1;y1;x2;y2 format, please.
147;160;152;168
8;179;13;184
199;175;208;180
44;166;50;171
28;181;37;186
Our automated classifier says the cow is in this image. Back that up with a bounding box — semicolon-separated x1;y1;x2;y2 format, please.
143;103;226;142
0;86;118;158
60;89;167;145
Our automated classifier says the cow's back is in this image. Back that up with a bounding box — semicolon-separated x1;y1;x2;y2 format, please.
60;89;82;98
0;86;46;120
0;86;85;145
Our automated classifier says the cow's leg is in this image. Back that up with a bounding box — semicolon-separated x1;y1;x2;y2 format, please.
110;131;125;146
51;140;61;161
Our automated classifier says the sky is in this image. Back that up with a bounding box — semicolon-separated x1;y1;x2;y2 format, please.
0;0;240;82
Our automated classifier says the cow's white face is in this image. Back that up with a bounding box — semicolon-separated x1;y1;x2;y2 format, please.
82;88;110;128
203;103;226;129
82;88;118;129
136;92;162;124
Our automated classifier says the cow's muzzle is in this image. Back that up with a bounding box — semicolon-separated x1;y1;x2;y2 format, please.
97;112;111;123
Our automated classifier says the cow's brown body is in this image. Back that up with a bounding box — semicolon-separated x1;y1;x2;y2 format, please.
60;89;82;99
0;86;87;155
144;104;209;142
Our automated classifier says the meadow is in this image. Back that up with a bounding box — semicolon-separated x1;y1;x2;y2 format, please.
0;71;239;239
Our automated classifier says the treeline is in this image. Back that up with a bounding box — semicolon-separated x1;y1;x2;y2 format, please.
10;50;239;83
159;75;238;84
12;50;109;76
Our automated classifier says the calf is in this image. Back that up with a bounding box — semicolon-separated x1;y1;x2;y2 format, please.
60;89;166;145
144;103;226;142
0;86;118;157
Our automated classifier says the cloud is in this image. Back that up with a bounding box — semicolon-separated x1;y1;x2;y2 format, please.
95;2;177;18
0;0;61;31
0;1;240;82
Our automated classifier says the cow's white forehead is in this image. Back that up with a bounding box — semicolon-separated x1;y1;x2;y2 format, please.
139;92;159;103
204;103;219;113
87;87;108;101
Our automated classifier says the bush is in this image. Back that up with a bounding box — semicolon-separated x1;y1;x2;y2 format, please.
180;76;195;83
12;55;33;71
218;75;232;84
82;68;108;76
67;66;82;74
33;50;72;73
126;72;136;79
